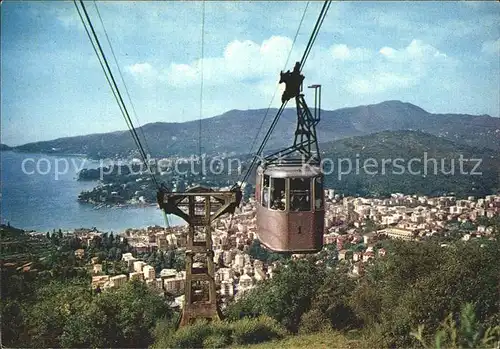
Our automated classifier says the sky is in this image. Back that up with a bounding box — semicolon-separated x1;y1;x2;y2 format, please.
1;0;499;146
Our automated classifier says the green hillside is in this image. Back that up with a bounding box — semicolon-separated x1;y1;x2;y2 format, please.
321;130;499;197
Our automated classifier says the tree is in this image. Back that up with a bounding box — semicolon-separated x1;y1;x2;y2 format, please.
362;218;378;233
173;250;186;271
349;238;500;347
308;264;359;330
60;280;172;348
1;300;26;346
26;280;92;347
225;259;324;332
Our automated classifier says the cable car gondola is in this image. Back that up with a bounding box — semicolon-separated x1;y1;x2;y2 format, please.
255;63;324;253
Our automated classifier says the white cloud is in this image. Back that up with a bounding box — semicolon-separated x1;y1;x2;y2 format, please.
164;63;198;87
125;62;159;86
157;36;299;88
124;37;455;100
348;72;415;94
481;38;500;54
379;39;447;62
347;39;452;94
331;44;350;59
330;44;372;61
126;62;156;76
379;47;397;58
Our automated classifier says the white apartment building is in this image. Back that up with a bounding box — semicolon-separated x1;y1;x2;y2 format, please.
110;274;127;288
220;280;234;297
143;265;155;280
133;261;146;273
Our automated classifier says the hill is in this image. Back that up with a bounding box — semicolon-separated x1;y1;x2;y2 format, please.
76;130;499;202
320;130;499;197
0;143;12;151
13;101;500;158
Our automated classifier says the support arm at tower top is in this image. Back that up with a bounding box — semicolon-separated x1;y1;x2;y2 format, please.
279;62;305;103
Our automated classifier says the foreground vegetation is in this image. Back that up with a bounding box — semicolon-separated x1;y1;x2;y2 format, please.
233;330;363;349
2;223;499;348
151;225;500;348
1;225;173;348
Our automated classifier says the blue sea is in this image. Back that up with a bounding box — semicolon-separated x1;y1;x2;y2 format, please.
0;151;184;232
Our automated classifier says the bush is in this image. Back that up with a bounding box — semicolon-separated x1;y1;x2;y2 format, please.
231;315;287;345
349;239;500;347
411;302;500;349
150;315;179;349
224;259;324;332
202;333;231;348
153;316;287;348
163;320;212;348
211;321;233;339
299;308;331;334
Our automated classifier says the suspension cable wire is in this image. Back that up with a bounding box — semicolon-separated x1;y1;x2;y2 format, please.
77;1;140;151
74;1;143;170
237;0;331;188
75;0;160;189
284;1;311;74
299;2;328;66
198;0;206;179
75;0;146;164
300;0;331;71
92;0;155;165
236;1;309;186
162;210;171;232
258;1;331;151
254;2;331;158
246;1;309;161
73;1;128;133
89;1;170;227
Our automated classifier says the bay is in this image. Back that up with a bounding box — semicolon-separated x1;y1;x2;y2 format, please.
0;151;184;232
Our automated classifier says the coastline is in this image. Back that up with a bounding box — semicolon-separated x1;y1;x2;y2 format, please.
4;148;129;161
1;151;186;232
87;202;158;210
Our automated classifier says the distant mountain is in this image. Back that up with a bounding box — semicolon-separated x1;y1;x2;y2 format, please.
0;143;12;151
14;100;500;158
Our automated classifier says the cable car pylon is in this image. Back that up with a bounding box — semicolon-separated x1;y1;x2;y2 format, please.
157;187;242;326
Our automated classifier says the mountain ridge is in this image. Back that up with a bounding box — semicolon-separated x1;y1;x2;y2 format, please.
12;100;500;158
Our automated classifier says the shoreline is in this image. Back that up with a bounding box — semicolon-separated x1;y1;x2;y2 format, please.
3;149;138;162
2;221;187;237
82;202;158;209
